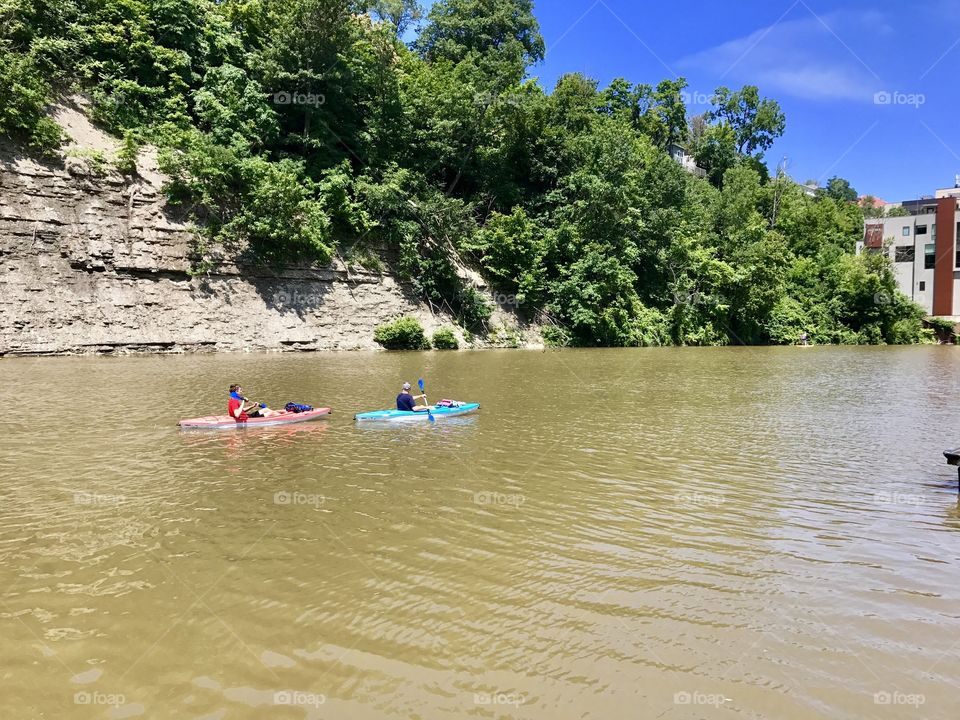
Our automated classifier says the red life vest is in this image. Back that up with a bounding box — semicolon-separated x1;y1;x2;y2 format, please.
228;396;248;422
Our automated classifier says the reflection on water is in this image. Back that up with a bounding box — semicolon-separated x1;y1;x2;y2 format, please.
1;347;960;719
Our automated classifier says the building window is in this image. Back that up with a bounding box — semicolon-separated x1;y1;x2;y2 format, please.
916;225;928;235
902;226;910;236
919;281;926;291
925;243;936;269
956;247;960;268
895;246;915;262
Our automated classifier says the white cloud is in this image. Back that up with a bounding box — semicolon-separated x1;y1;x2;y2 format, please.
761;66;871;101
676;10;888;103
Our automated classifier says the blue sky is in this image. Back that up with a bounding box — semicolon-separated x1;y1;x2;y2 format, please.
526;0;960;201
422;0;960;201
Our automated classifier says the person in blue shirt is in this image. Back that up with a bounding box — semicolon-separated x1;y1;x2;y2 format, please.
396;382;429;412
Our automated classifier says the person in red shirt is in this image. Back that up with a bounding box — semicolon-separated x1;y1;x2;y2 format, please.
228;384;281;422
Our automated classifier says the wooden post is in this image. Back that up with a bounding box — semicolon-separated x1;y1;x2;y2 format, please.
943;449;960;493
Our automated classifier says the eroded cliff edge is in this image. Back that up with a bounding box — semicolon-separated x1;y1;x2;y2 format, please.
0;149;460;355
6;87;537;356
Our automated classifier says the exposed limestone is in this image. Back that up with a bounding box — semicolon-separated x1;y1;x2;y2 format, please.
0;148;458;356
0;96;538;356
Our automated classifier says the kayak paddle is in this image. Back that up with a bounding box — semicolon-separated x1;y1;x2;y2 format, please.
419;378;435;423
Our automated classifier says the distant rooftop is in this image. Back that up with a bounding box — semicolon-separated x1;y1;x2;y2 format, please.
859;178;960;215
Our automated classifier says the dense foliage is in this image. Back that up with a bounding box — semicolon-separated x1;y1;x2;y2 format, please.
431;327;459;349
374;316;430;349
0;0;928;345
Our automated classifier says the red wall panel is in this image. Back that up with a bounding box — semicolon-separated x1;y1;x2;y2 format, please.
933;197;957;316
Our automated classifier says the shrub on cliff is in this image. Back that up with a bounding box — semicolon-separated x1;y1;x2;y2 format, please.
431;327;459;349
374;317;430;350
541;325;571;348
115;130;140;175
160;141;334;265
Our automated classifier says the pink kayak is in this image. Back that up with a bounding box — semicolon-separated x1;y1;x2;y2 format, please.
178;408;332;429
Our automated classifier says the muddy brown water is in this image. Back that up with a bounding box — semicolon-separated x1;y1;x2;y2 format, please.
2;347;960;719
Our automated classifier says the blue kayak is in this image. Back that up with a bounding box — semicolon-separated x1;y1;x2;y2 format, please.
354;402;480;422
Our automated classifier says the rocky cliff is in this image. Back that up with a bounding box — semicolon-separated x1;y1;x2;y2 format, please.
0;102;508;356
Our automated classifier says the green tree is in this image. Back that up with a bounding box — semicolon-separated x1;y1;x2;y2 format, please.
415;0;544;90
636;78;689;148
693;123;738;186
860;195;884;218
469;207;546;305
369;0;423;37
822;175;858;203
193;64;279;153
709;85;785;156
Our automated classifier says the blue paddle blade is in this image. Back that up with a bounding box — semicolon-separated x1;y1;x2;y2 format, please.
419;379;432;421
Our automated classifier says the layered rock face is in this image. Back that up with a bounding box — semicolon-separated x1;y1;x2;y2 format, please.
0;152;446;356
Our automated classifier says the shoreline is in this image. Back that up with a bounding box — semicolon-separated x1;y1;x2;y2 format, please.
3;342;949;360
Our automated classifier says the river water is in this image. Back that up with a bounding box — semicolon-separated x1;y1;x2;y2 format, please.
2;347;960;719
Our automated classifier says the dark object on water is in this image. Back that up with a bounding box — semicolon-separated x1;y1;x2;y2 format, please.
284;402;314;413
943;447;960;492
